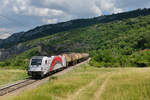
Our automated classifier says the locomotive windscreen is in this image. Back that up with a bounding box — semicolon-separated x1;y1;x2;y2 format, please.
31;59;42;65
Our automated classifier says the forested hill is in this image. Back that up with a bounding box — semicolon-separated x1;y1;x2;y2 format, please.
1;8;150;49
0;8;150;68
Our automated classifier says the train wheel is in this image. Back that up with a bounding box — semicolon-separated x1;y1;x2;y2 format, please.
66;63;68;67
40;73;44;78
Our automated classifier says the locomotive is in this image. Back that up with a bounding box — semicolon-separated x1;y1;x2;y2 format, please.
28;53;89;78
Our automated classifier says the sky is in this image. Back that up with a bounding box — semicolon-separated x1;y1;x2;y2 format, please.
0;0;150;38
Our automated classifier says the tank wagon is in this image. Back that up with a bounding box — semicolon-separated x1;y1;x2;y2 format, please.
28;53;89;78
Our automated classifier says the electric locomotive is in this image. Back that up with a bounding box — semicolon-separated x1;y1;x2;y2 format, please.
28;55;66;78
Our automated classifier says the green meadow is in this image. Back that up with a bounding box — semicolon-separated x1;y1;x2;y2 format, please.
5;64;150;100
0;69;27;87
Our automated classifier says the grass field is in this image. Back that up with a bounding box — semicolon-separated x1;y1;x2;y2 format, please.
0;69;27;87
5;65;150;100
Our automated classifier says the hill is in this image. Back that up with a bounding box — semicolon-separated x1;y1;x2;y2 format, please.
0;8;150;68
1;8;150;49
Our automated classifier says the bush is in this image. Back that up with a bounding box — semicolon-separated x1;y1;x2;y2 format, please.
130;51;150;67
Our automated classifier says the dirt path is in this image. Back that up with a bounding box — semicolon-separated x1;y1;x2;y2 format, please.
94;75;111;100
67;72;108;100
67;76;101;100
0;59;90;100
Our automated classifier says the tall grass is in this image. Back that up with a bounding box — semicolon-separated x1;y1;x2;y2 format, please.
101;68;150;100
0;69;27;87
5;66;150;100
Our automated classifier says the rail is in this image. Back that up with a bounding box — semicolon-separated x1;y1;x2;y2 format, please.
0;79;37;96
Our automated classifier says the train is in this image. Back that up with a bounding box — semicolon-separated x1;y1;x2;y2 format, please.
28;53;89;78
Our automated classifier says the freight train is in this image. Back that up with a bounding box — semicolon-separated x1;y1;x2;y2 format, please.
28;53;89;78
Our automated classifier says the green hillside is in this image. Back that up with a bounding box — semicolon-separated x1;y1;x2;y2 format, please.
1;8;150;49
1;9;150;68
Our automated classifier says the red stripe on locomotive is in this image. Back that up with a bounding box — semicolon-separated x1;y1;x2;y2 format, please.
49;56;62;71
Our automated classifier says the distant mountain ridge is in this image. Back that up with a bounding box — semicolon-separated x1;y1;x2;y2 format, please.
1;8;150;49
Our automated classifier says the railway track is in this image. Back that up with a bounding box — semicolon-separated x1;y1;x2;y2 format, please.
0;78;37;96
0;68;70;96
0;69;66;96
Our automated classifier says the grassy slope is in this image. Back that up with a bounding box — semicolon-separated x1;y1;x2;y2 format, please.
0;69;27;87
6;65;150;100
18;15;150;52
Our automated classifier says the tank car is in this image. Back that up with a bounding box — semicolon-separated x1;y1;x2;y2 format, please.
82;53;89;60
61;54;72;66
71;53;79;65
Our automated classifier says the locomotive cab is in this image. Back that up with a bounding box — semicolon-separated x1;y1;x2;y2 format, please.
28;56;51;78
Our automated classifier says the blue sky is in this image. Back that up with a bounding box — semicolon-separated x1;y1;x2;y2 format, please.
0;0;150;38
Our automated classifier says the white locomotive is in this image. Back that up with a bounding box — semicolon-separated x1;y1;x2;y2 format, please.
28;55;66;78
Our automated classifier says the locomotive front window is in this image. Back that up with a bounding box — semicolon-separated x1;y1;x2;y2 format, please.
31;59;42;65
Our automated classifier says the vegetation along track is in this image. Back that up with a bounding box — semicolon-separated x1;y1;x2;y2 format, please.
0;78;37;96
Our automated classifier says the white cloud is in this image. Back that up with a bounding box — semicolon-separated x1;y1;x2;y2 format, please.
0;28;14;34
0;28;14;39
95;0;123;14
113;8;123;14
23;7;64;17
42;18;57;24
0;0;150;35
12;0;65;17
0;33;10;39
